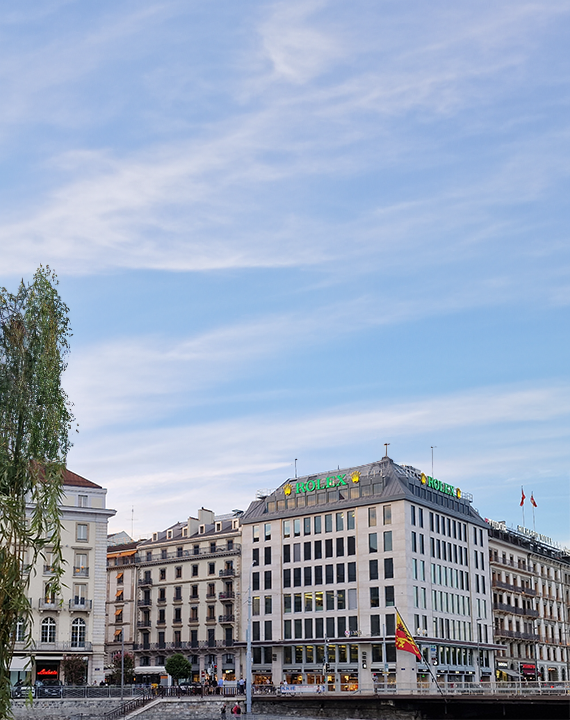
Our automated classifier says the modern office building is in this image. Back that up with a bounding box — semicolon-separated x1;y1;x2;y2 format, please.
132;508;241;684
105;534;139;663
487;519;570;682
10;469;115;686
239;455;496;691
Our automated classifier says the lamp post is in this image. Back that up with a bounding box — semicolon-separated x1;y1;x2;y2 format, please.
475;618;483;685
245;563;254;716
121;631;125;702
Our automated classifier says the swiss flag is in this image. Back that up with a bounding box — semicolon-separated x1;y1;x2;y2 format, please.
520;488;526;507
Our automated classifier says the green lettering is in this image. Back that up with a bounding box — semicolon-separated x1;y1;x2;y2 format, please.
318;478;326;490
307;480;316;492
295;482;306;493
326;477;336;488
336;474;347;486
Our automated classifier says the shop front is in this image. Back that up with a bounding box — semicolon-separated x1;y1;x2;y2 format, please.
35;658;62;684
520;663;537;681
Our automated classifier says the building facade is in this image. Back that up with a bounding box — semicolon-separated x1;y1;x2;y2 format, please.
132;508;241;684
10;469;115;686
238;456;496;692
487;519;570;682
105;535;138;663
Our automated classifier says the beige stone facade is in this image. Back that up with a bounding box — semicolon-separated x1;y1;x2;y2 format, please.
10;469;115;686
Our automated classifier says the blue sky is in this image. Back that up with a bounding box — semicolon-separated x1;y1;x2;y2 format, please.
1;0;569;544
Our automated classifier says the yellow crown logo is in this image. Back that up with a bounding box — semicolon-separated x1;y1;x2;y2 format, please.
284;484;292;496
420;473;427;484
351;472;360;484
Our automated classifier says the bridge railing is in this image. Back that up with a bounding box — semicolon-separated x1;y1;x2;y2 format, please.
373;681;570;696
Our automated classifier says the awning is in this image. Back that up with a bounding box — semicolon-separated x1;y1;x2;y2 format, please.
501;668;521;679
34;656;63;661
134;666;167;674
10;657;31;671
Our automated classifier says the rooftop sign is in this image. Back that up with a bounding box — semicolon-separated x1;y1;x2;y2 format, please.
420;473;462;499
284;472;360;496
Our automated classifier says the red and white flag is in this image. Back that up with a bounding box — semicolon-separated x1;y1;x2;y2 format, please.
520;487;526;506
530;493;537;508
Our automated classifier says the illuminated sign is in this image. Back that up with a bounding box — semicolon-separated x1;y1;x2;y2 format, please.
284;471;360;496
420;473;461;499
37;668;58;676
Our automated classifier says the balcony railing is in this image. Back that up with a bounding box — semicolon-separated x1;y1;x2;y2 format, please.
137;598;152;607
38;598;62;611
494;627;539;641
33;641;93;651
219;615;235;624
135;544;240;565
219;569;235;577
219;591;235;600
69;599;92;611
493;602;538;618
133;638;234;651
73;566;89;577
137;620;151;628
139;577;153;587
43;564;56;575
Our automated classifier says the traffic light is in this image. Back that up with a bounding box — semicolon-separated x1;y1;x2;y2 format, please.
361;651;367;670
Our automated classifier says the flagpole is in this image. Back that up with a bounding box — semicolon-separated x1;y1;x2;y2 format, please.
521;486;525;527
532;492;536;532
395;607;446;701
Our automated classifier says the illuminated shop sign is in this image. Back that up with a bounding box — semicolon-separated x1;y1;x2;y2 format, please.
420;473;461;499
284;472;360;496
37;668;58;676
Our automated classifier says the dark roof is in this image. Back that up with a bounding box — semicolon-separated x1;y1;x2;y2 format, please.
137;518;239;548
63;468;102;489
242;456;487;528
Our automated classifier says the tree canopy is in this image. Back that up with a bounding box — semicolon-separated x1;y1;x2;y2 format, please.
0;267;74;718
164;654;191;684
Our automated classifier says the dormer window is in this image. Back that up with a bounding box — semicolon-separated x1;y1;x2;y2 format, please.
152;532;158;542
215;522;222;532
232;519;239;530
167;529;173;540
199;525;205;534
182;527;188;537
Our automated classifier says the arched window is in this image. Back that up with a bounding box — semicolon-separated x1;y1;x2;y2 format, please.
71;618;86;648
41;617;56;644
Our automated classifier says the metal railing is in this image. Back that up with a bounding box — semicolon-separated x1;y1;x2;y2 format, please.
103;692;154;719
38;598;62;611
373;681;570;696
69;599;92;611
73;566;89;577
493;602;538;617
136;544;240;565
494;628;539;641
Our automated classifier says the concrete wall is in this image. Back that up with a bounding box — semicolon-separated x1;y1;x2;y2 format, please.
11;698;123;720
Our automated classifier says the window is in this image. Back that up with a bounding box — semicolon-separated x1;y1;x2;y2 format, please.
265;596;272;614
175;566;182;579
283;569;291;588
412;532;417;553
159;587;166;601
347;562;356;582
411;505;416;525
71;618;86;648
325;539;333;558
370;587;380;607
208;562;215;575
41;617;56;643
336;537;344;556
368;507;377;527
303;518;311;535
304;542;311;561
304;566;312;585
174;586;182;601
336;564;345;583
383;531;393;552
192;565;199;577
253;525;260;542
369;531;378;552
314;566;323;584
78;494;88;507
314;516;322;534
74;553;88;576
369;559;378;580
283;544;290;563
283;521;291;538
252;572;260;591
160;568;166;581
252;596;260;615
293;568;301;586
252;548;259;566
161;549;167;559
294;519;301;537
385;585;395;607
264;620;272;641
76;523;88;542
264;547;271;565
347;536;356;555
384;557;394;579
252;622;260;641
325;514;333;532
347;510;355;530
264;570;272;590
325;565;334;584
293;543;301;562
264;523;272;541
336;513;344;531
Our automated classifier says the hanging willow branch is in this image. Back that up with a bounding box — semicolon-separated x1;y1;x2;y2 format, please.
0;267;74;719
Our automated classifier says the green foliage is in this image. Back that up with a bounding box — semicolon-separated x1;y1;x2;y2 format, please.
164;654;191;684
0;267;74;718
106;652;135;685
61;655;87;686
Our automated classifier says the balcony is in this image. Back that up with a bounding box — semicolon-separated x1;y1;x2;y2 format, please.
139;577;153;587
189;618;199;625
135;543;241;565
494;627;539;642
73;566;89;578
219;569;235;578
137;620;151;628
219;591;235;600
173;596;183;604
493;602;538;618
43;564;56;575
35;641;93;652
206;592;217;599
206;617;217;624
38;598;62;612
69;599;92;612
138;598;152;607
219;615;235;624
492;579;522;593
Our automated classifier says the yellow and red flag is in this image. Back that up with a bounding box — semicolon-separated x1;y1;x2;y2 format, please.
530;493;537;508
395;612;422;660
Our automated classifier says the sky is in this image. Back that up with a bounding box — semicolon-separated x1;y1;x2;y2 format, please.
1;0;569;545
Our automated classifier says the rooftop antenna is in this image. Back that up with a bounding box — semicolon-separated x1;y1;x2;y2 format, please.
294;459;298;479
431;446;436;479
131;506;134;539
384;443;390;458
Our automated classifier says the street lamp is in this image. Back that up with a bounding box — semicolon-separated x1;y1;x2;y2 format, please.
475;618;484;684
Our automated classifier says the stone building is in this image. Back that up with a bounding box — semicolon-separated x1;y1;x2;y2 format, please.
132;508;241;684
10;469;115;686
105;535;139;663
487;519;570;682
238;455;496;692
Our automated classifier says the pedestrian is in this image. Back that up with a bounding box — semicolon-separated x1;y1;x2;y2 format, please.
231;703;242;715
221;704;227;718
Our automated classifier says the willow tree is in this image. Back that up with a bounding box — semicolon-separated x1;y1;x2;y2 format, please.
0;267;73;718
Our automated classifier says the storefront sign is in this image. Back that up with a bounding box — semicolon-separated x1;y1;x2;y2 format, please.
420;473;461;499
284;472;360;496
37;668;58;677
280;684;325;694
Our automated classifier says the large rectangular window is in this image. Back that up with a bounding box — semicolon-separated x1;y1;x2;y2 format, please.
384;558;394;579
325;514;333;532
369;559;378;580
383;505;392;525
385;585;395;607
370;587;380;608
368;508;377;527
314;540;322;559
383;531;393;552
369;533;378;552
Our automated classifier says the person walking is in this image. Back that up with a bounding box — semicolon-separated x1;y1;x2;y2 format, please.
231;702;242;715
